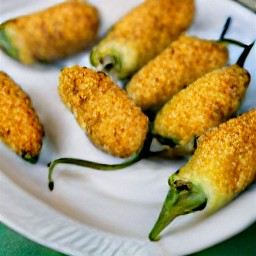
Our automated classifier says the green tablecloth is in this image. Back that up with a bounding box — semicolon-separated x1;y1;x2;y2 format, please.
1;221;255;256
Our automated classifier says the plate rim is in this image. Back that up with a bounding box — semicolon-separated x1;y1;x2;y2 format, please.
0;0;256;256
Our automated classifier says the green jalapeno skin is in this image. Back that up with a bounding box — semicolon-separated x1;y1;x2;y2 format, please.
0;71;44;162
0;0;99;64
153;42;254;155
149;109;256;241
90;0;195;79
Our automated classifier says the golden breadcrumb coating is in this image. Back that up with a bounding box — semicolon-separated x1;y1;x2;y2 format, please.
154;64;250;153
0;71;44;162
174;108;256;212
1;0;99;64
91;0;194;78
58;66;149;158
126;35;229;110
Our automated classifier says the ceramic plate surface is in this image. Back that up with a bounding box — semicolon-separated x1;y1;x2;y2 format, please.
0;1;255;256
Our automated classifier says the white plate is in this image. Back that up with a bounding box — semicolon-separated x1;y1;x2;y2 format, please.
0;1;255;256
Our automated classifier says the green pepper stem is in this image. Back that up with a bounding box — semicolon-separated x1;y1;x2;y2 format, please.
48;154;140;191
218;17;248;48
219;16;232;40
236;41;255;67
48;131;154;191
219;38;248;48
148;179;207;241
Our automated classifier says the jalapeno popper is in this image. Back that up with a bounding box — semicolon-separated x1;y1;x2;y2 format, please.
149;108;256;241
48;66;152;190
126;35;229;110
48;43;253;189
90;0;195;79
58;66;149;158
153;43;253;154
126;17;246;111
0;71;44;162
0;0;99;64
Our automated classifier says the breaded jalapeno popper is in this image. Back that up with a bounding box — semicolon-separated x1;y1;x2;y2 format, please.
0;71;44;163
48;66;150;190
0;0;99;64
149;108;256;241
58;66;149;158
48;43;253;189
90;0;195;79
126;17;247;111
126;35;229;111
153;43;254;155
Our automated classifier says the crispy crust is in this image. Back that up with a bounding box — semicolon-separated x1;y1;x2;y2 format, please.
154;65;250;152
126;35;229;110
175;109;256;212
91;0;194;77
58;66;149;158
0;71;44;160
2;0;99;63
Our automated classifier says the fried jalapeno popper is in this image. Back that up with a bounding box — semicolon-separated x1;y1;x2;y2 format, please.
48;43;253;189
126;17;247;111
126;35;229;110
153;43;253;154
149;108;256;241
0;0;99;64
90;0;195;79
58;66;149;158
0;71;44;163
48;66;150;190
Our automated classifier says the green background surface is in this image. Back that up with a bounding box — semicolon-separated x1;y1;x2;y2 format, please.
0;221;255;256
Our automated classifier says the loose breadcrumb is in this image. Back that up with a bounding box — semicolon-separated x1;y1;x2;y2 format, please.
126;35;229;110
0;71;44;162
154;64;250;153
1;0;99;63
58;66;149;158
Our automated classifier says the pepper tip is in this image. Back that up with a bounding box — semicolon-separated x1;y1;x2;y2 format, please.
48;181;54;191
148;231;161;242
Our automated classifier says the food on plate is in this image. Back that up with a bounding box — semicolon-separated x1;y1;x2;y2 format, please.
153;42;253;155
48;66;152;190
149;108;256;241
58;66;149;158
0;71;44;163
90;0;195;79
0;0;99;64
126;17;248;111
126;34;229;111
48;43;253;189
